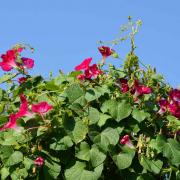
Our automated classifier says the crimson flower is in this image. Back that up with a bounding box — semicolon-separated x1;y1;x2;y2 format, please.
21;57;34;69
98;46;113;58
168;102;180;118
75;58;102;80
0;114;18;131
75;58;92;71
120;135;134;148
0;49;17;71
118;78;129;93
18;77;27;84
34;157;44;166
31;102;53;114
169;89;180;104
16;94;33;118
158;99;169;115
133;80;152;97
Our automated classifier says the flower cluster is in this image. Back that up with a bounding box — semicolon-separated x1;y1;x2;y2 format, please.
75;58;102;80
0;94;53;131
158;89;180;118
118;78;152;98
0;47;34;72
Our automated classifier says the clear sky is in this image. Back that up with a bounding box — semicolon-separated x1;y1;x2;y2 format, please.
0;0;180;87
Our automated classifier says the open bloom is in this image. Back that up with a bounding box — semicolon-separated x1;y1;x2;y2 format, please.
98;46;113;58
0;49;17;71
16;94;33;118
169;89;180;104
75;58;102;80
133;80;152;97
0;114;18;131
31;102;53;114
120;135;134;148
75;58;92;71
34;157;44;166
168;101;180;118
21;57;34;69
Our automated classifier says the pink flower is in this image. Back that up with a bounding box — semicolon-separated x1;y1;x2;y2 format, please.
118;78;129;93
18;77;27;84
34;156;44;166
158;99;169;115
76;59;102;80
120;135;134;148
75;58;92;71
0;114;18;131
16;94;32;118
21;57;34;69
98;46;113;58
31;102;53;114
0;50;17;71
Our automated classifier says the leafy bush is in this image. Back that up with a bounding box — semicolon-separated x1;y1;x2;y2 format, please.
0;19;179;180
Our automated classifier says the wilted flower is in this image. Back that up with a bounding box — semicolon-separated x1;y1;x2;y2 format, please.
34;157;44;166
98;46;113;58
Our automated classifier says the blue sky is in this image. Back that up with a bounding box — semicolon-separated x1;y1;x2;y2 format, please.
0;0;180;87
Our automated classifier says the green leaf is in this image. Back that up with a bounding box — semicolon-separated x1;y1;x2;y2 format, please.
6;151;23;166
73;120;88;144
43;160;61;179
88;107;100;125
23;157;34;170
65;83;84;103
50;136;73;151
90;146;106;168
132;108;150;123
76;142;90;161
0;73;17;84
1;167;9;180
101;100;131;122
163;138;180;166
10;168;28;180
113;146;135;170
65;161;102;180
140;155;163;174
98;113;111;127
94;127;119;152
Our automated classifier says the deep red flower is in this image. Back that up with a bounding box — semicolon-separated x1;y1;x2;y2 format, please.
89;64;102;77
34;156;44;166
31;102;53;114
75;58;92;71
16;94;32;118
169;89;180;103
17;47;24;53
21;57;34;69
98;46;113;58
120;135;134;148
18;77;27;84
158;99;169;115
0;114;17;131
168;102;180;118
0;49;17;71
118;78;129;93
133;80;152;97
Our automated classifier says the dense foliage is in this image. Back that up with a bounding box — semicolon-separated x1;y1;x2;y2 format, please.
0;19;179;180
